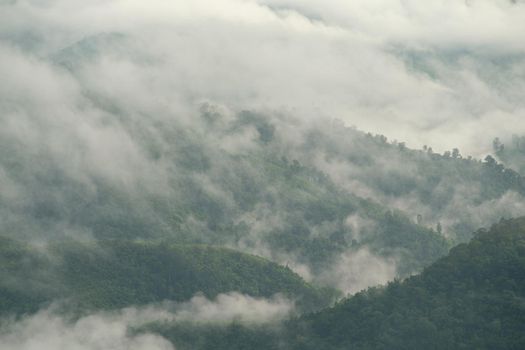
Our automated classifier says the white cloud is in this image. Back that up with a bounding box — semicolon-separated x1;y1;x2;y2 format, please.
2;0;524;156
0;308;174;350
0;292;294;350
173;292;294;324
317;248;397;295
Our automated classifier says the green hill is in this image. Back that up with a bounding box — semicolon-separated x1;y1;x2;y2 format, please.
6;99;524;286
0;238;332;315
0;107;452;285
150;217;525;350
283;120;525;243
292;216;525;349
2;102;524;291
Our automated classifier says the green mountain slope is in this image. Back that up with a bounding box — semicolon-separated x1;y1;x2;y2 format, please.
286;120;525;242
291;217;525;350
0;105;452;284
0;238;331;315
290;219;525;349
2;96;523;286
150;217;525;350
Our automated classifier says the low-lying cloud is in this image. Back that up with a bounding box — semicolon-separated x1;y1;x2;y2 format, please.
0;292;294;350
0;308;175;350
173;292;294;324
1;0;525;155
317;248;397;295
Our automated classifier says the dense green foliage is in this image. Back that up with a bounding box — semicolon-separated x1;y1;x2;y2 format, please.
0;238;331;315
150;217;525;350
292;217;525;349
0;237;60;315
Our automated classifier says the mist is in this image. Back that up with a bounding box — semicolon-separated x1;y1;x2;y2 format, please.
1;0;525;155
0;308;175;350
0;0;524;328
0;292;295;350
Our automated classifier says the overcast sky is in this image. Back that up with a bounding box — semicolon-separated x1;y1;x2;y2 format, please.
1;0;525;155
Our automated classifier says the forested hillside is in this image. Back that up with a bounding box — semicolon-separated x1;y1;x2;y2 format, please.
149;216;525;350
293;216;525;349
4;99;524;289
2;30;524;286
2;2;525;349
0;238;331;315
0;99;456;289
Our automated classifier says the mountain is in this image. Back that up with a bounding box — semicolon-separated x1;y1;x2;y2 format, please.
2;3;525;350
0;238;331;315
149;216;525;350
2;34;524;297
4;33;525;285
291;216;525;349
0;99;456;288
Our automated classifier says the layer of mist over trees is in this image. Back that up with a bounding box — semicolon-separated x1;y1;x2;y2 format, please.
1;1;525;349
147;217;525;350
2;94;524;287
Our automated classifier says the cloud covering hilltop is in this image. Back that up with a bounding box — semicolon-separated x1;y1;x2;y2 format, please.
1;0;525;155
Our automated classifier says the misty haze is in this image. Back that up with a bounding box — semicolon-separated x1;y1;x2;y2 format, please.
1;1;525;349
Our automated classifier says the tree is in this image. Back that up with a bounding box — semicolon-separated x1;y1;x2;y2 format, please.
484;155;497;167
